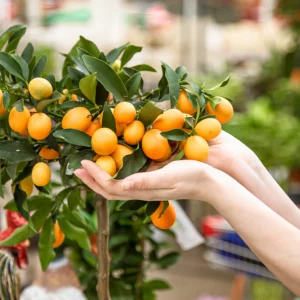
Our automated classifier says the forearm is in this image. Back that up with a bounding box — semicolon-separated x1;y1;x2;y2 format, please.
210;176;300;295
230;157;300;229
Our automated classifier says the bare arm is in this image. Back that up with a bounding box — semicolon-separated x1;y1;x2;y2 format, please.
206;131;300;229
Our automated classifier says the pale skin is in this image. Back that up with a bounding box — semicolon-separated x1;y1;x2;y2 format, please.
74;131;300;296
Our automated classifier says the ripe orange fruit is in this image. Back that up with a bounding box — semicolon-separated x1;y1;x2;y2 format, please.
62;107;92;131
111;144;133;169
32;162;51;187
116;122;126;137
184;135;209;162
28;77;53;100
152;109;185;132
156;144;172;162
151;201;176;229
142;129;170;161
58;89;69;104
114;102;136;124
176;89;197;115
85;120;101;137
95;156;117;176
8;106;30;135
53;221;65;248
195;118;221;140
27;112;52;140
206;97;234;124
124;120;145;145
92;128;118;155
0;90;6;116
12;177;33;197
39;147;59;160
71;94;78;101
29;108;37;115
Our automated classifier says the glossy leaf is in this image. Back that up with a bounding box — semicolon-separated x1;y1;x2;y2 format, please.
0;24;26;51
79;36;100;57
14;99;24;112
106;42;130;64
12;55;28;80
173;149;185;161
125;72;142;98
141;279;170;292
175;66;187;80
109;234;131;249
36;91;63;112
120;45;142;68
130;64;156;72
79;73;97;102
39;217;56;271
138;102;163;127
206;74;231;91
3;91;10;109
21;42;34;63
0;52;24;81
67;189;81;211
83;55;128;101
0;141;36;162
53;129;92;147
162;62;180;108
32;55;47;78
58;217;91;251
46;73;56;90
114;147;147;180
102;104;116;132
68;149;95;170
119;200;146;211
156;252;180;269
161;129;189;141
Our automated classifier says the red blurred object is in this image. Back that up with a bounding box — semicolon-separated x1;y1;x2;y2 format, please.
90;233;97;256
0;211;29;269
147;5;171;30
201;215;225;237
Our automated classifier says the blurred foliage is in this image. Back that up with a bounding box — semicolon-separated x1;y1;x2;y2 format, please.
34;45;56;74
69;191;179;300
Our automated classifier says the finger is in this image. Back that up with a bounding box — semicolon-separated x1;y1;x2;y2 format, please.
122;168;173;191
75;169;130;200
81;160;111;183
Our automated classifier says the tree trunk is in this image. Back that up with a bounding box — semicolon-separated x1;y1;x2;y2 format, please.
95;194;111;300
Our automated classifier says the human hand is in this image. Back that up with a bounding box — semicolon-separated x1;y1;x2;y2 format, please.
74;160;223;203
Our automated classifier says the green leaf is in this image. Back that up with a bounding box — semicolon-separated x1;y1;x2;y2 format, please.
0;141;36;162
0;52;24;81
130;64;156;72
83;55;128;101
162;62;180;108
176;66;187;80
141;279;171;292
14;99;24;112
173;149;185;161
106;42;130;64
68;149;95;170
36;91;63;112
21;42;34;63
114;146;147;179
125;72;142;98
146;201;161;216
102;104;116;132
79;36;100;57
160;129;189;141
6;162;17;180
79;73;97;102
5;26;26;53
72;56;89;74
32;55;47;78
56;187;73;204
138;102;163;127
39;217;56;271
119;200;146;211
109;234;131;249
53;129;92;147
3;91;10;109
67;210;94;234
156;252;180;269
0;168;4;199
0;207;50;246
58;217;91;251
186;91;198;110
46;73;56;90
206;74;231;91
120;45;142;68
12;55;29;80
14;185;29;220
67;189;81;211
209;97;223;110
28;56;36;80
56;99;94;110
12;163;33;185
0;25;26;51
68;66;85;82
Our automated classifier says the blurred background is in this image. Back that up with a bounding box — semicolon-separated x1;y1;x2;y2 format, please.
1;0;300;299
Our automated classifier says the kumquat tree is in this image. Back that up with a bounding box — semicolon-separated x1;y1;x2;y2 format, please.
0;24;234;300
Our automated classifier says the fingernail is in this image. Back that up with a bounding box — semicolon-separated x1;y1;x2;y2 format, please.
81;160;89;167
122;180;134;191
74;169;81;177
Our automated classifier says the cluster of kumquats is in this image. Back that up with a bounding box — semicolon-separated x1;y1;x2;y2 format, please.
0;74;233;232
